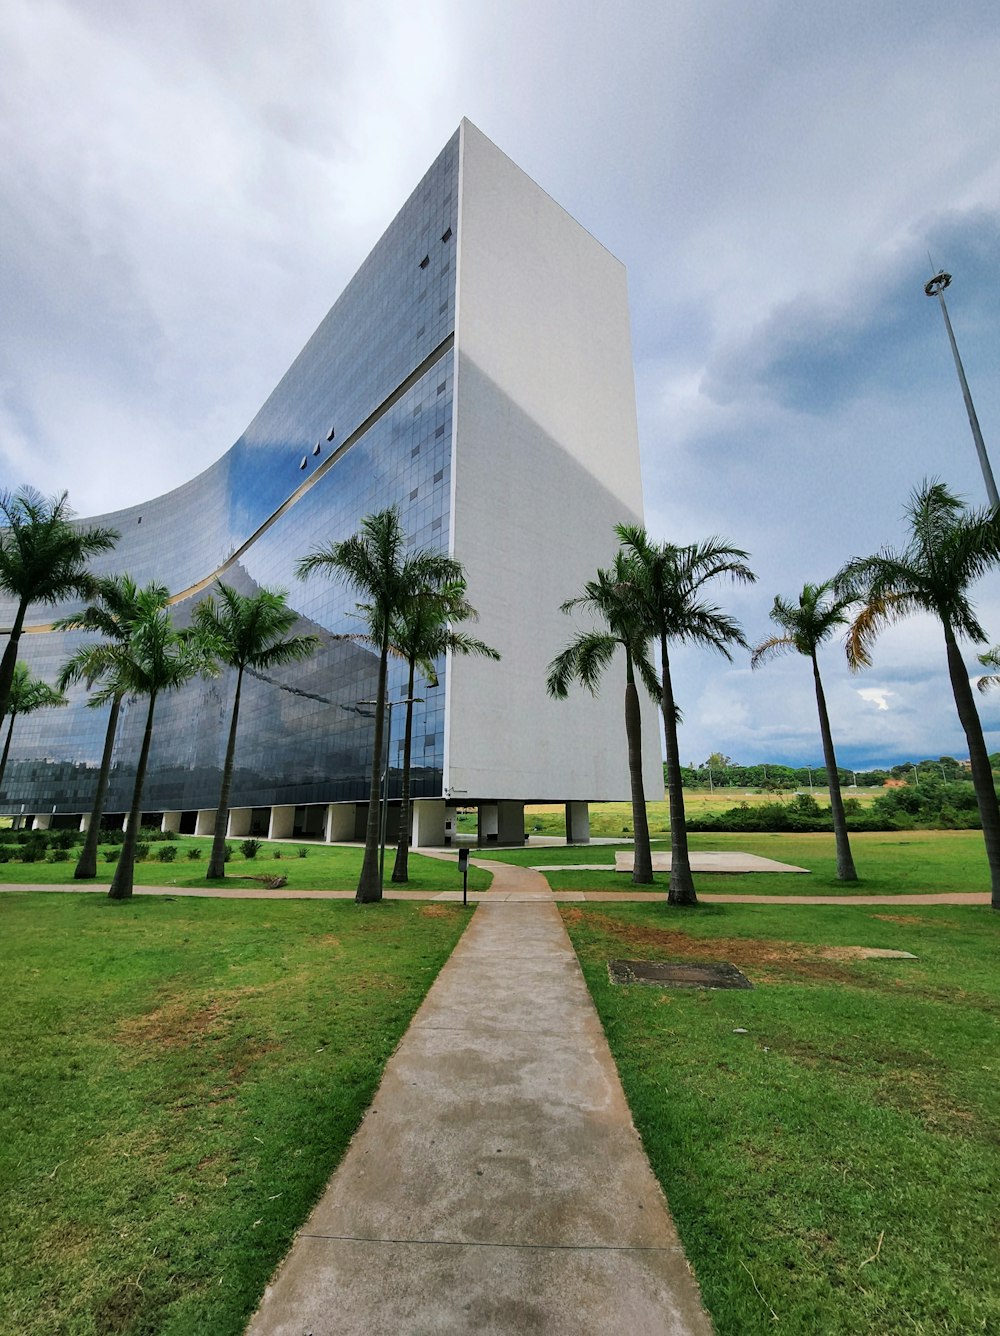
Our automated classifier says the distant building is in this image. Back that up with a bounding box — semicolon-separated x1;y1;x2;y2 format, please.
1;121;658;844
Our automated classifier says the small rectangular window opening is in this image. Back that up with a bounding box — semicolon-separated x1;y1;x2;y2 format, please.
419;255;430;269
441;227;452;242
326;426;335;442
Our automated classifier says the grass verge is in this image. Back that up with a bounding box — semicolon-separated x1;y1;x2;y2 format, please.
0;893;471;1335
561;900;1000;1334
0;837;490;894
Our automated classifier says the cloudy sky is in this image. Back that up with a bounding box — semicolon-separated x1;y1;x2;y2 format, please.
3;0;999;770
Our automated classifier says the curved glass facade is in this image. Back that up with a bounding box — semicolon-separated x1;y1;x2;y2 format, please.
0;132;460;822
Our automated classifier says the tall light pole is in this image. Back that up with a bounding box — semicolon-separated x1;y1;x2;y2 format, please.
924;271;999;509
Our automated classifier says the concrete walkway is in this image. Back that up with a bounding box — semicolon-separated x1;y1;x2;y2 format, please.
245;861;712;1335
2;882;991;906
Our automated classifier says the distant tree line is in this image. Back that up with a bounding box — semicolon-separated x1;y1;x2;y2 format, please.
676;755;982;791
685;779;984;833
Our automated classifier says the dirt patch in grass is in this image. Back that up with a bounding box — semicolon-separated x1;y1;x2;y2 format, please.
419;905;452;917
116;986;268;1048
562;908;885;986
868;913;929;926
118;998;230;1046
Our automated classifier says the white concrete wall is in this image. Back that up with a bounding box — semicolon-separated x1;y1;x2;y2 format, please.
447;120;662;803
227;808;252;838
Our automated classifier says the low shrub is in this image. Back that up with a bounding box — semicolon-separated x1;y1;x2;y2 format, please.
297;846;308;859
240;838;262;860
102;849;120;863
156;845;177;863
45;849;69;863
224;844;233;863
186;847;202;860
134;842;151;862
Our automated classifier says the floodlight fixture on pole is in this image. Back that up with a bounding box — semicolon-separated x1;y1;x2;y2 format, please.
924;271;999;510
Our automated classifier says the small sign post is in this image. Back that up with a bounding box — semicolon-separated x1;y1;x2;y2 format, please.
458;847;469;906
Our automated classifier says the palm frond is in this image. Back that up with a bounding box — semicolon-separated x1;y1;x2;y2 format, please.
750;633;796;670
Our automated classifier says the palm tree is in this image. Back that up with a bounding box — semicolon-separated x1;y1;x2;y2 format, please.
296;508;462;902
837;480;1000;909
388;580;499;883
0;663;66;791
547;552;659;884
976;645;1000;694
56;575;157;879
193;583;318;878
0;489;118;723
617;525;756;906
76;585;210;899
751;581;858;881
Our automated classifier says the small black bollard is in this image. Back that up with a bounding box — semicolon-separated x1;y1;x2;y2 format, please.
458;847;469;906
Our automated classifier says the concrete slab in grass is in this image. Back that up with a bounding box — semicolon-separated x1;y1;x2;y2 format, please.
615;850;809;874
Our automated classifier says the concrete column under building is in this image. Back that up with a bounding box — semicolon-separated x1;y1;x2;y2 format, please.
269;805;295;840
478;800;525;845
32;813;52;831
79;814;91;832
411;798;446;848
565;801;591;844
226;808;252;838
161;811;182;834
324;803;356;843
195;810;217;837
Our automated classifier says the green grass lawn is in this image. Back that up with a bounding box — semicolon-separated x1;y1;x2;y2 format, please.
485;829;996;897
561;900;1000;1334
0;836;491;894
0;893;471;1336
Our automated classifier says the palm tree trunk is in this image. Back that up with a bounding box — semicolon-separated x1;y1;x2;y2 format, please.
391;658;416;883
357;639;389;903
944;624;1000;908
109;691;157;900
0;712;17;790
207;666;244;879
75;694;121;879
811;651;858;882
624;654;653;884
0;598;28;723
660;635;697;905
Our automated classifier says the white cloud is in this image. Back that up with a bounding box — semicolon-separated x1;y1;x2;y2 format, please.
858;687;894;712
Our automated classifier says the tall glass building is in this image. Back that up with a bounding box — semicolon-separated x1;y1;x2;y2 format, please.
0;122;659;845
